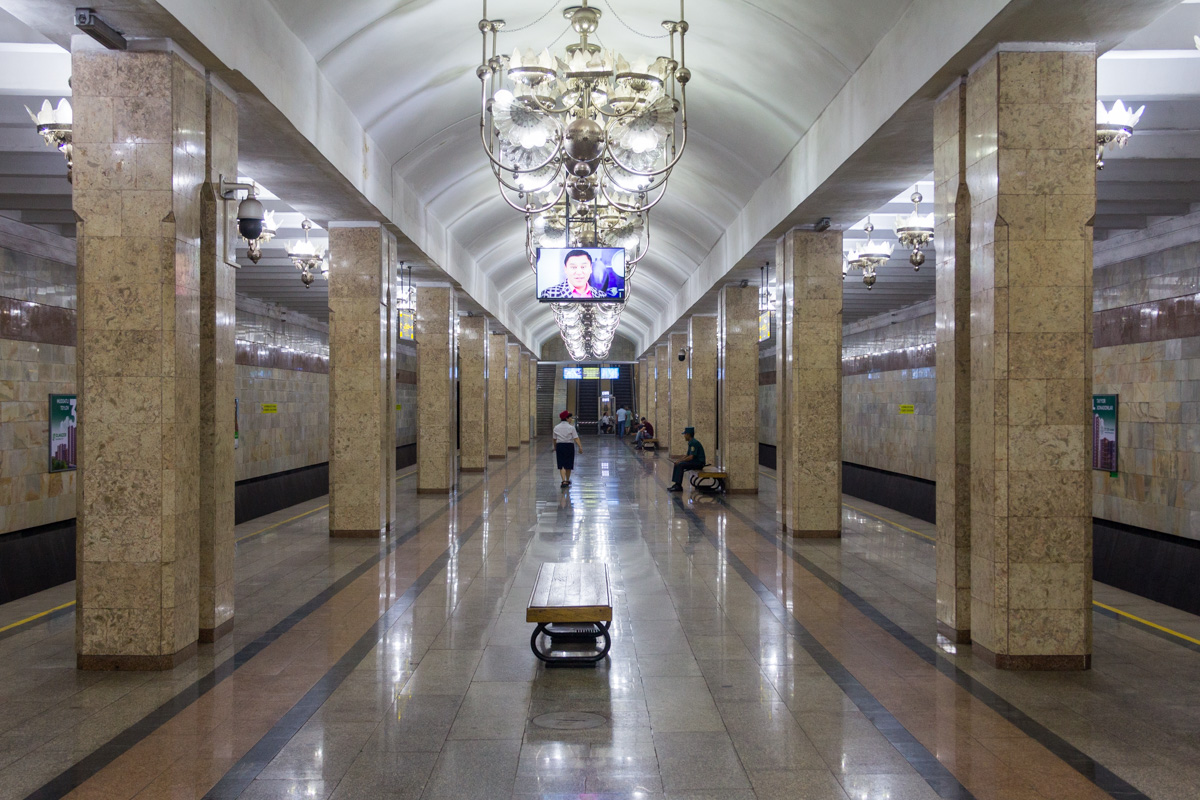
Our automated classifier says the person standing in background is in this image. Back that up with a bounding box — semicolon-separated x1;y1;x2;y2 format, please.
616;405;629;437
553;410;583;488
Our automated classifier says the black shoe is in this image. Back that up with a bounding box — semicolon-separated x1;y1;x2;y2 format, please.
561;481;569;488
667;484;683;492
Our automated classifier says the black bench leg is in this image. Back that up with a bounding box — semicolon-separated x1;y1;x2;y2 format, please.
530;622;612;667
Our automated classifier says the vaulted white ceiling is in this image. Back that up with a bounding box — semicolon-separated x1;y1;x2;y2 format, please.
263;0;917;349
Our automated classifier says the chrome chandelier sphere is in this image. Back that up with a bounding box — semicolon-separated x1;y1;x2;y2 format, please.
477;0;691;357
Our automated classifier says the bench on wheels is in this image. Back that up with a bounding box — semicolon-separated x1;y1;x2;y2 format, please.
688;465;728;494
527;562;612;667
638;438;659;451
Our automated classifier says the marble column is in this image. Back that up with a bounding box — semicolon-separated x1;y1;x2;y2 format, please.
73;45;206;669
519;352;530;443
638;356;653;432
488;332;508;459
197;77;237;643
530;355;540;438
966;47;1095;669
506;344;521;450
776;229;842;536
689;316;717;453
667;332;690;456
718;285;759;493
458;317;488;472
655;345;670;445
935;79;973;643
329;223;397;528
415;286;456;493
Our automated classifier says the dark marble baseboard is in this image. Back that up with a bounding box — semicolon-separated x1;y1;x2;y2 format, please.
974;643;1091;671
1094;517;1200;617
78;641;197;671
0;519;76;605
235;462;330;525
842;462;936;524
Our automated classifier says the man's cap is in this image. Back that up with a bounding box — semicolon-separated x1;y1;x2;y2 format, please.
560;410;572;420
683;427;695;435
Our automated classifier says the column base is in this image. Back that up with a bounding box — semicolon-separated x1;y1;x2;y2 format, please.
508;446;519;450
784;527;840;538
330;528;384;538
489;454;507;460
199;617;234;644
417;487;455;494
78;641;197;671
974;642;1091;671
460;467;486;473
727;488;758;495
937;620;971;644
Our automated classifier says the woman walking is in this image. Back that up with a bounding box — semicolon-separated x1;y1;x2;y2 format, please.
553;410;583;488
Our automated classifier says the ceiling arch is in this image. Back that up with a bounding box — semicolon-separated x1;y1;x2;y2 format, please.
266;0;919;351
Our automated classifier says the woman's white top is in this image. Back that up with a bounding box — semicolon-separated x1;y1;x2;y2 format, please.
552;421;578;443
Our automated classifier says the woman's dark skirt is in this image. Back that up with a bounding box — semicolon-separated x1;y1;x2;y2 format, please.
555;442;576;470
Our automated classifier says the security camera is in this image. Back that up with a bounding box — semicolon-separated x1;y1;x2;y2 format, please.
677;348;686;362
236;195;266;241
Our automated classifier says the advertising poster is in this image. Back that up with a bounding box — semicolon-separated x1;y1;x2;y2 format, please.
1092;394;1118;473
49;394;77;472
759;311;771;342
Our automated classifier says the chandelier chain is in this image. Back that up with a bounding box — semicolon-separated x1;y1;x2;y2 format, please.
496;0;562;33
596;0;670;39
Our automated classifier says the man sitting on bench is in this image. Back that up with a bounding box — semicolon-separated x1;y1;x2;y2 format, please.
667;427;706;492
634;417;654;449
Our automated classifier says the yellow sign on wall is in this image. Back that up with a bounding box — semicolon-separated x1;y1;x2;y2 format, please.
261;403;278;414
899;404;915;415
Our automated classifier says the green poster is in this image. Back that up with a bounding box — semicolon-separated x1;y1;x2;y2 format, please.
1092;394;1118;473
49;394;77;472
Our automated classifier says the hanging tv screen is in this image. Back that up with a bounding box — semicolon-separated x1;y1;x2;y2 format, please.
562;366;583;380
536;247;626;302
600;367;619;380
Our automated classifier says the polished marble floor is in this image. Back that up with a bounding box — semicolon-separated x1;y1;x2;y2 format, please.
1;438;1199;800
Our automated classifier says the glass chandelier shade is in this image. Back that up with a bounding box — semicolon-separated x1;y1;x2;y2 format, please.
286;219;328;287
1096;99;1144;169
25;98;73;181
845;218;892;290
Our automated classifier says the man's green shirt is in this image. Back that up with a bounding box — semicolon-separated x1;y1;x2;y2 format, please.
686;439;706;465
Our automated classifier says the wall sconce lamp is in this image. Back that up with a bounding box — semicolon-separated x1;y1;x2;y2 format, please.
26;99;73;182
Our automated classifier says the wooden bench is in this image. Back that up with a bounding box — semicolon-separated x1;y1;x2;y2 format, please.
527;562;613;667
688;465;728;494
638;438;659;451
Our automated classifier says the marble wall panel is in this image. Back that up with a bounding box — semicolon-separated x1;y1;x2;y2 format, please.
718;285;759;493
328;224;396;529
668;332;690;456
236;365;329;481
527;354;538;440
458;317;487;471
689;316;717;454
488;333;508;459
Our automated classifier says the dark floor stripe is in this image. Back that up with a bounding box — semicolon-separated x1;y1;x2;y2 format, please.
21;462;516;800
659;484;977;800
202;464;531;799
716;496;1154;800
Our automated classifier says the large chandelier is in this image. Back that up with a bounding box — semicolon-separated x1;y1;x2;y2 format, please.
286;219;328;288
477;0;690;357
1096;100;1144;169
844;218;893;290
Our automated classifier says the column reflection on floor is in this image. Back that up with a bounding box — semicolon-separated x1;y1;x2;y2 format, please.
1;438;1199;800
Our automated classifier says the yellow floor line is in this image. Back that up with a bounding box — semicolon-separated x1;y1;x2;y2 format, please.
1093;601;1200;646
0;601;75;634
842;502;937;543
844;501;1200;648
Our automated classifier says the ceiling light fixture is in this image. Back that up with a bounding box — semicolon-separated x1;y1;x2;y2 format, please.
1096;100;1144;169
26;99;73;181
844;218;893;290
477;0;691;357
287;219;327;288
894;191;934;270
